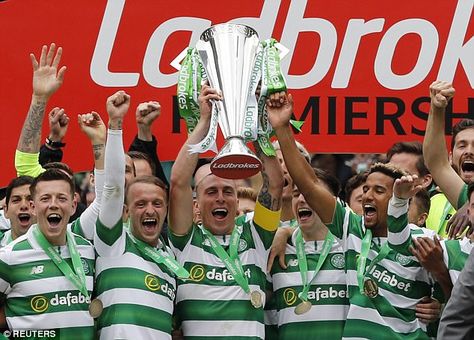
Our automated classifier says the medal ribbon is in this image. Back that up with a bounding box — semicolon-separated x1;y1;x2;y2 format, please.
356;228;391;295
295;229;334;302
33;226;89;298
129;233;190;279
198;221;250;294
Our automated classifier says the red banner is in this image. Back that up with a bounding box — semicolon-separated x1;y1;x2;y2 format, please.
0;0;473;185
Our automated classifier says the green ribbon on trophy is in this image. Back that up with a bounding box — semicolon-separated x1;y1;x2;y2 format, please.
256;38;286;156
176;48;202;134
177;47;219;154
176;36;302;158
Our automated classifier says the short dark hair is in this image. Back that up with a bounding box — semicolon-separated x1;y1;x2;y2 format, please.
313;168;341;196
127;151;156;175
369;162;408;180
452;119;474;151
386;141;430;176
412;189;430;215
345;172;366;202
43;162;74;178
125;175;168;204
30;169;75;198
5;176;35;207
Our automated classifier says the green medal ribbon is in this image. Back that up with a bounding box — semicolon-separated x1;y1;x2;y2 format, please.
198;221;250;293
32;226;89;298
356;229;391;295
129;233;190;279
295;229;334;302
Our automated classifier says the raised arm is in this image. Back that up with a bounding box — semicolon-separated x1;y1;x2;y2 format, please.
128;101;169;186
98;91;130;229
39;108;69;165
268;93;336;224
72;111;106;240
16;43;66;176
169;85;221;235
389;176;453;298
423;81;464;208
388;175;422;254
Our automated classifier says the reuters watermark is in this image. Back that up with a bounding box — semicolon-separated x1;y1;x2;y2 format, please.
3;330;56;338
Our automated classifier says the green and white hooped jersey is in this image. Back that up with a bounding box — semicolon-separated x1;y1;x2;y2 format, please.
94;219;176;339
169;212;276;339
0;230;12;248
271;227;348;339
0;225;95;339
441;237;473;284
329;200;438;340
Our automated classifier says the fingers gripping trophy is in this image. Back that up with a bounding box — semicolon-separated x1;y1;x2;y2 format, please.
177;23;288;179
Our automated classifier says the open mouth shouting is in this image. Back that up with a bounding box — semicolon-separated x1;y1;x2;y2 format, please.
297;208;313;224
461;159;474;180
363;204;377;225
142;217;158;234
18;213;32;227
46;213;62;228
212;208;229;221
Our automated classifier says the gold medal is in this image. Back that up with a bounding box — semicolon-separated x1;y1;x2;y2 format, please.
89;298;103;318
294;300;312;315
250;290;263;309
363;278;378;298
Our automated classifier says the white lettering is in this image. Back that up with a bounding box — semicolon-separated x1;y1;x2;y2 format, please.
90;0;139;86
375;19;438;89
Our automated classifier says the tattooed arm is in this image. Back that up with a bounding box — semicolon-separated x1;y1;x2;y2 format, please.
17;43;66;153
15;44;66;176
254;143;283;212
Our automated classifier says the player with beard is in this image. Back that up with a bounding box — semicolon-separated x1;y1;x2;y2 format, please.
169;84;283;339
423;81;474;228
93;90;186;339
270;168;348;339
268;91;450;339
1;176;36;247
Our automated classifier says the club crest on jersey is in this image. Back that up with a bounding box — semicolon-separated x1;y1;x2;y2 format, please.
81;259;90;275
330;254;345;269
238;239;248;252
395;253;412;266
287;259;299;267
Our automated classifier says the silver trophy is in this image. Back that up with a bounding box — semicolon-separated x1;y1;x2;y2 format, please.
196;24;261;179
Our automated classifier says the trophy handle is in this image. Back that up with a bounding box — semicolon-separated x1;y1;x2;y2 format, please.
210;137;262;179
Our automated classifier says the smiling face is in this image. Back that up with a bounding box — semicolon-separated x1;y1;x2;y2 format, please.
451;128;474;183
361;172;394;235
32;180;76;245
196;174;238;235
126;181;167;247
5;184;35;239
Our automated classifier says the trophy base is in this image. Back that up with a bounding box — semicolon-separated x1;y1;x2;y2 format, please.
211;138;262;179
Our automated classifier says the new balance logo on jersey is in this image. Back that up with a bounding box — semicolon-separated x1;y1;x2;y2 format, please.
30;265;44;274
368;266;411;292
287;259;299;267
